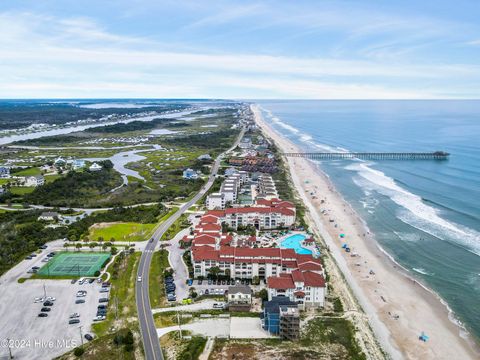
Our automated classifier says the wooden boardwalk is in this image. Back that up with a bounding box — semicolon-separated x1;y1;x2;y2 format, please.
282;151;450;160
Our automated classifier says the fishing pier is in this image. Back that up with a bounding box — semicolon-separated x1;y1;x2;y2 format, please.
282;151;450;160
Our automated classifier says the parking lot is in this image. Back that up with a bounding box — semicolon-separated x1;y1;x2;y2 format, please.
0;248;108;360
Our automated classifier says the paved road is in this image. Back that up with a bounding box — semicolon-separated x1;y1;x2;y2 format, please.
136;127;245;360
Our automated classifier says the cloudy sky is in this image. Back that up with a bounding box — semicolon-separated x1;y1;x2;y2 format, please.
1;0;480;99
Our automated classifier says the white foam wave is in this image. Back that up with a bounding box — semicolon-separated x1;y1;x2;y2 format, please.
413;268;433;276
349;162;480;255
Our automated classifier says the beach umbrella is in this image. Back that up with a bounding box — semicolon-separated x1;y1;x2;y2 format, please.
339;234;345;238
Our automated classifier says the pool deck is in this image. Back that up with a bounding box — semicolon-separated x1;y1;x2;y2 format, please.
276;231;320;257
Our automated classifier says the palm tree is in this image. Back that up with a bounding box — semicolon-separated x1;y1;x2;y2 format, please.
208;266;221;280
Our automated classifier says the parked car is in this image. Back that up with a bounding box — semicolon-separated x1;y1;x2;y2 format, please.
93;316;106;321
88;278;95;284
204;289;209;295
40;307;51;312
97;278;103;283
69;313;80;318
208;279;212;285
34;297;45;303
71;279;77;284
30;253;37;257
69;319;80;325
38;313;48;317
213;303;225;309
97;304;107;309
99;288;109;293
198;279;203;285
78;278;86;285
32;266;40;270
99;298;109;303
46;296;56;301
43;301;53;306
186;279;193;286
137;276;142;282
25;256;32;260
75;299;85;304
84;334;94;341
39;245;48;250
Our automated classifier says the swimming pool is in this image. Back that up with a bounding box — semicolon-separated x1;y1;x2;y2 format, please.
280;234;312;255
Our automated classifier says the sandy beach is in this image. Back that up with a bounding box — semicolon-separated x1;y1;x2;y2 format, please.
252;104;479;360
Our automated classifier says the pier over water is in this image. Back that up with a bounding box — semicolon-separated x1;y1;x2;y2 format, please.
282;151;450;160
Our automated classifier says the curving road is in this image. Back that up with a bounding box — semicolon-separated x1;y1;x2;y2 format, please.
136;127;245;360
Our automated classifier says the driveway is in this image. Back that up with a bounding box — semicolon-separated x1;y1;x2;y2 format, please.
163;214;200;301
156;318;230;338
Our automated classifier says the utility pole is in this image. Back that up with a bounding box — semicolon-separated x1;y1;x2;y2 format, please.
78;325;84;346
6;338;13;359
43;283;47;299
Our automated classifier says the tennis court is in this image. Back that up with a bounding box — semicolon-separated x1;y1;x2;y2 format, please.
38;252;111;277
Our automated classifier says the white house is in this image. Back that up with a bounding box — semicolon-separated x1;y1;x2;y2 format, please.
197;154;212;161
227;284;252;311
267;269;326;309
72;159;86;170
206;193;225;210
54;157;66;167
89;162;102;172
183;168;198;180
25;175;45;187
38;211;60;221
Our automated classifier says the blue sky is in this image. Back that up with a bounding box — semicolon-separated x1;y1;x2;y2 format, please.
1;0;480;99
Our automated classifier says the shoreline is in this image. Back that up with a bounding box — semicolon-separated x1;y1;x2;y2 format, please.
252;104;479;360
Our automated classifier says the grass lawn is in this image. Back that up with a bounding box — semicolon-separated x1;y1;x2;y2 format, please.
149;249;170;308
92;251;141;336
10;186;35;195
0;179;10;185
161;214;190;240
89;222;157;242
44;174;62;183
12;167;41;176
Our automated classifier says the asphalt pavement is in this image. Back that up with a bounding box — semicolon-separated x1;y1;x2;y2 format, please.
136;127;245;360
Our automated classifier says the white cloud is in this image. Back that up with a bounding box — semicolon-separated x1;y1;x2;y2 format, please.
0;10;479;99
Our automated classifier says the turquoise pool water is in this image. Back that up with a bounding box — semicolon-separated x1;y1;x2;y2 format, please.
280;234;312;255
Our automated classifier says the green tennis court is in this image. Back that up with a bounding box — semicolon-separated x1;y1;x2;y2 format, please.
38;252;111;277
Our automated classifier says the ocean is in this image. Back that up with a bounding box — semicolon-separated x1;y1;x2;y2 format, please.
256;100;480;342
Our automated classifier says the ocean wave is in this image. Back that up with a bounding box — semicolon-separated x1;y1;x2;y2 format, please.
413;268;434;276
348;162;480;256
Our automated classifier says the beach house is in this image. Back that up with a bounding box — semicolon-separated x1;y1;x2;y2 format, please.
0;166;10;178
89;162;102;171
72;159;86;170
24;175;45;187
182;168;199;180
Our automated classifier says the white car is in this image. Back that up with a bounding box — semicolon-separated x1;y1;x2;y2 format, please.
34;297;45;303
93;315;106;321
137;276;142;282
76;291;87;297
69;313;80;318
46;296;56;301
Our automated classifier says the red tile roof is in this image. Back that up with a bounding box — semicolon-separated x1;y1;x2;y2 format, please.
198;223;222;232
294;291;305;298
303;271;326;287
201;214;220;223
298;263;322;272
192;246;219;261
267;275;295;289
